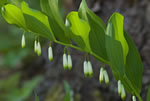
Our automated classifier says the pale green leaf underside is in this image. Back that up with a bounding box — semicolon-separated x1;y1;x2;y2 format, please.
66;11;91;52
106;12;129;63
1;4;26;30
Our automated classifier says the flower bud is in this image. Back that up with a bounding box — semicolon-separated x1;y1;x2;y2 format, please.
87;61;93;77
83;61;88;76
103;70;109;85
118;80;122;95
132;96;136;101
63;53;68;70
99;67;104;83
48;46;53;61
68;54;72;70
21;34;25;48
37;41;41;56
34;40;38;53
121;84;126;100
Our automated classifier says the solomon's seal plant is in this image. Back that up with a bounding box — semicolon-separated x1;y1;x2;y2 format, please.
0;0;144;100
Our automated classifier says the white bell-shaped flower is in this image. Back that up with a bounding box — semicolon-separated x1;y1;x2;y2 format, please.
87;61;93;76
103;70;109;85
21;34;25;48
34;40;38;53
63;53;68;70
99;67;104;83
118;80;122;95
48;46;53;61
132;96;136;101
68;54;72;70
121;84;126;100
83;61;88;76
37;41;41;56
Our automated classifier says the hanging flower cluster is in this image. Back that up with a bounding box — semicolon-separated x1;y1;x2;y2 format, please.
63;51;72;70
118;80;126;100
20;19;139;101
83;60;93;77
99;66;109;85
21;35;138;101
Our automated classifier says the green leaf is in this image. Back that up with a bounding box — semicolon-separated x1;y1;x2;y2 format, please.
106;12;128;63
2;76;42;101
0;73;20;91
79;0;108;62
64;81;73;101
35;92;39;101
106;12;143;99
40;0;70;44
105;12;127;78
147;85;150;101
1;4;27;30
0;0;7;6
3;49;29;68
124;31;143;94
21;1;55;41
7;0;23;8
0;0;7;11
105;36;125;77
22;76;42;97
66;11;91;52
106;19;135;96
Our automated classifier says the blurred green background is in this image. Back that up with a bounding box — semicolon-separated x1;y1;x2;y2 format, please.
0;0;40;69
0;0;46;101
